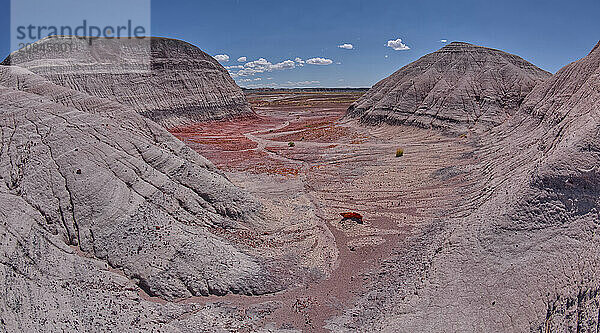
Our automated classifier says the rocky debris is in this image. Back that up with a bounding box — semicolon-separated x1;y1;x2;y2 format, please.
347;41;551;132
0;64;285;331
2;36;254;128
340;212;363;223
331;40;600;332
346;236;385;251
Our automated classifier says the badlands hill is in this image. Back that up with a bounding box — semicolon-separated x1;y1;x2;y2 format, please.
332;41;600;332
2;34;600;332
0;63;294;331
348;41;551;132
1;36;253;128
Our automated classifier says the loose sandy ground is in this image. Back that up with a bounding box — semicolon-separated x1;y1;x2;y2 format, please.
170;91;487;332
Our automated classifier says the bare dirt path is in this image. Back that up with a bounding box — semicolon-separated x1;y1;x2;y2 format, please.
170;91;484;332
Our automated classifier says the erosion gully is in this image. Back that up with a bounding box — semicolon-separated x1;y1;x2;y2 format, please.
166;91;480;332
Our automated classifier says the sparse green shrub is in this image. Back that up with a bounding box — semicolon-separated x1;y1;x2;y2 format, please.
288;141;295;147
395;148;404;157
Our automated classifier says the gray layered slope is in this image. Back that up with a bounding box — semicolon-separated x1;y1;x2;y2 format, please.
1;36;253;128
332;41;600;332
0;64;283;330
348;42;551;132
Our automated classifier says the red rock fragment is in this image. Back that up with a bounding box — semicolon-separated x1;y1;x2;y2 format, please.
340;212;363;223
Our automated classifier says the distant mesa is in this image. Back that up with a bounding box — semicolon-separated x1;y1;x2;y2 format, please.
347;41;551;132
2;36;254;128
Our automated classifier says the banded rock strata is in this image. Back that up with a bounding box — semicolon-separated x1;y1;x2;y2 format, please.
0;64;283;331
348;42;551;132
2;36;254;128
332;41;600;332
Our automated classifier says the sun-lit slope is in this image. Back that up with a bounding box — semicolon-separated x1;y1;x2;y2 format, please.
348;42;551;132
2;36;254;128
0;63;290;330
331;41;600;332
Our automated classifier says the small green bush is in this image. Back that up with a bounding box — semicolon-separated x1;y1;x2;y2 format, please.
395;148;404;157
288;141;295;147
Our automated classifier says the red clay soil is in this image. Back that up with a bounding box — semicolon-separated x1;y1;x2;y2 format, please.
166;91;481;332
171;115;301;176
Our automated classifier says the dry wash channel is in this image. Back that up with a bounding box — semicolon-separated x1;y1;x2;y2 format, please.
170;90;489;332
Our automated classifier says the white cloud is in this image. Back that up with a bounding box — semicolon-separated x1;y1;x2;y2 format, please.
385;55;389;58
297;80;320;85
229;55;334;77
236;68;261;76
242;83;281;88
338;43;353;50
270;59;296;70
284;80;320;86
244;58;271;68
214;54;230;62
237;77;263;82
306;57;333;65
237;56;247;62
440;39;448;43
238;80;321;89
234;57;297;76
386;38;410;51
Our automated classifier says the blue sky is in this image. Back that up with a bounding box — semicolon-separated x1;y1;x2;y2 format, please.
1;0;599;88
